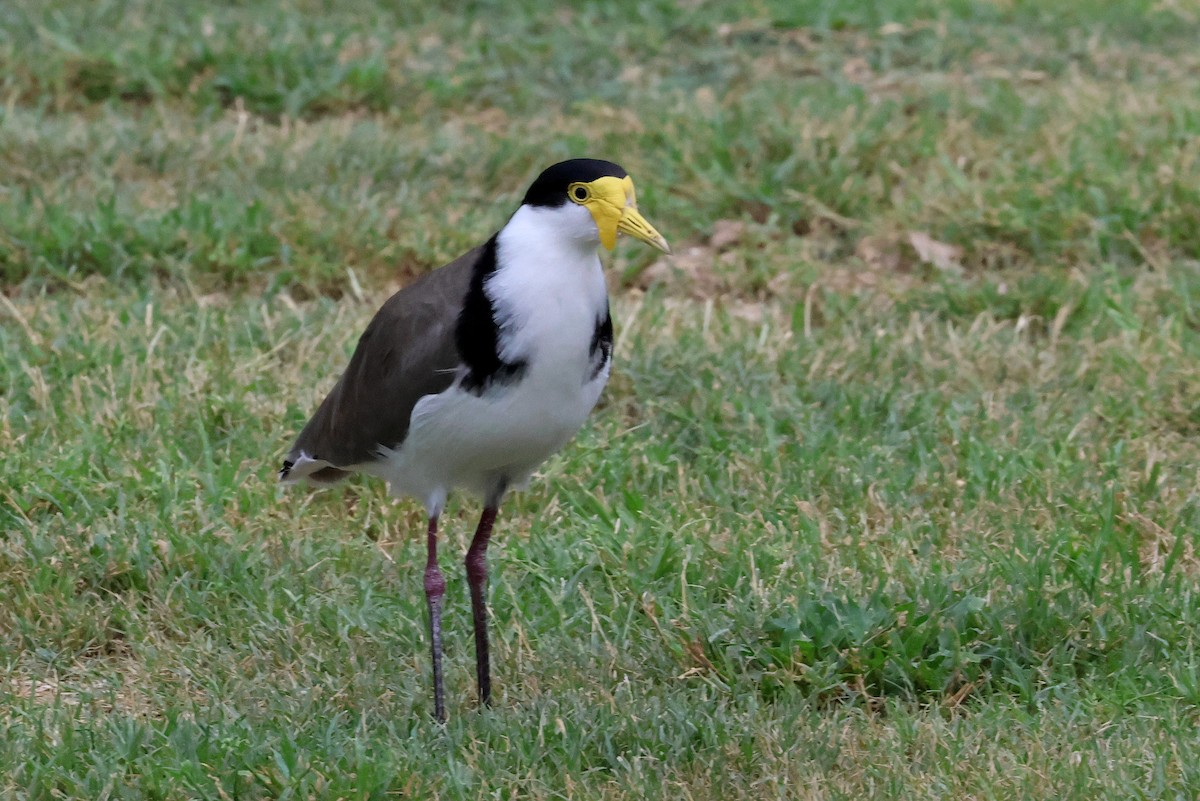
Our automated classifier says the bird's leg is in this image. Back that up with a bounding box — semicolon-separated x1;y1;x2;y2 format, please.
465;506;498;707
423;515;447;723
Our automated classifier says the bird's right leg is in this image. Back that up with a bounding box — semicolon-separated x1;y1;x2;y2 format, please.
423;515;447;723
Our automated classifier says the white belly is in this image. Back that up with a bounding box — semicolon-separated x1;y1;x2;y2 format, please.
369;360;609;511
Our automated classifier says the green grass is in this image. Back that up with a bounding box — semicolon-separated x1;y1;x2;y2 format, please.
4;0;1200;798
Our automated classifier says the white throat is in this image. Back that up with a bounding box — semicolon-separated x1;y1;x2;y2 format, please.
486;204;609;365
499;202;602;261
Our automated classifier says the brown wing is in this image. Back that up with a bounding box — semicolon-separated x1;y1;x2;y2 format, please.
280;247;481;483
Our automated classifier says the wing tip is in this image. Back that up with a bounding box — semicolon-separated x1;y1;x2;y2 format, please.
278;452;352;486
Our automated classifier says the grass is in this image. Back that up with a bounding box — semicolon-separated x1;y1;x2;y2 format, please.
3;0;1200;798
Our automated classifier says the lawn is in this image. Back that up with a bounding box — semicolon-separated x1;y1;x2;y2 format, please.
3;0;1200;798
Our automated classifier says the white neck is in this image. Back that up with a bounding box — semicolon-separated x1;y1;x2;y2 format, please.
487;203;609;368
498;203;601;261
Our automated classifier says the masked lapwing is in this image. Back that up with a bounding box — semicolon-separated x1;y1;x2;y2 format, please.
279;159;670;722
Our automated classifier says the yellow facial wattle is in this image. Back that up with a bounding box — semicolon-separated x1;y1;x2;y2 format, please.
567;175;671;254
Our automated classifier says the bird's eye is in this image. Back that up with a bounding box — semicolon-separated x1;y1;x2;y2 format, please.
570;184;590;203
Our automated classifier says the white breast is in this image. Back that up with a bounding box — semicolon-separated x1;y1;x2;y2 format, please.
367;204;611;514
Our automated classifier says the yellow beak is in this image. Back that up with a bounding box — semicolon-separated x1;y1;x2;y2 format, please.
617;206;672;254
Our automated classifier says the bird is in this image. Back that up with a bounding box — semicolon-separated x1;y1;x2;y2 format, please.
278;159;670;722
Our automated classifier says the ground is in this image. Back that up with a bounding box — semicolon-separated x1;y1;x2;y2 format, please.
2;0;1200;798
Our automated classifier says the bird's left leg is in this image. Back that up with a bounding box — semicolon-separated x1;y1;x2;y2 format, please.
465;504;499;707
424;515;447;723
